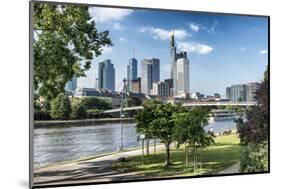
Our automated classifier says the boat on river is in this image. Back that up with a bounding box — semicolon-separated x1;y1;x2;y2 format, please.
209;109;237;121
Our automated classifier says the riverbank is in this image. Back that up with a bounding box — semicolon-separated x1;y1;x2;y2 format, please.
34;117;135;127
33;134;240;187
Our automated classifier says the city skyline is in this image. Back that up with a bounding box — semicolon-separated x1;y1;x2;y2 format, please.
77;6;268;96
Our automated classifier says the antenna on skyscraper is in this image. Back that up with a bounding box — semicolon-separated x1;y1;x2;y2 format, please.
132;48;135;58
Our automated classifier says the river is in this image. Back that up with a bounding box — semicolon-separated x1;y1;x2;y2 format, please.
34;119;236;168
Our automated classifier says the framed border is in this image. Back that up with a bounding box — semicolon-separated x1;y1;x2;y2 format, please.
29;1;270;188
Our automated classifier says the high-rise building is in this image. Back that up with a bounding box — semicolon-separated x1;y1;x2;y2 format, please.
246;82;261;101
176;58;190;97
151;58;160;83
226;82;261;102
65;76;77;92
127;58;138;92
141;58;160;95
170;32;189;97
226;87;231;100
164;78;173;97
170;34;176;78
98;59;115;91
152;82;169;97
230;84;247;102
131;77;141;93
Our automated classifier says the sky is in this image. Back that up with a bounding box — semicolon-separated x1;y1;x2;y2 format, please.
77;6;268;96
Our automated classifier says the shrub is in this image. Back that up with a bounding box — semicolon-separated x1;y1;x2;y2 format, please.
240;142;268;172
71;104;87;119
50;93;71;120
80;97;112;110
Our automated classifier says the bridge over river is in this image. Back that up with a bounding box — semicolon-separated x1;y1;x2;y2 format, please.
103;101;256;114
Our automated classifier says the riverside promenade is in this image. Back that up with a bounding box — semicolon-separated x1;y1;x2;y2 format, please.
34;144;166;186
34;117;135;127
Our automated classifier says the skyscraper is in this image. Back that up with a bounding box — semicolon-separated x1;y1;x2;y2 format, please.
151;58;160;83
176;58;189;96
164;78;173;97
127;58;138;92
226;87;231;100
98;59;115;91
141;58;160;95
246;82;261;101
170;32;189;97
131;77;141;93
170;33;176;78
152;81;169;97
226;82;261;102
230;84;247;102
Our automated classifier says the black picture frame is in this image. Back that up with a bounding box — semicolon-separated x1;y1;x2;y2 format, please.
29;1;270;188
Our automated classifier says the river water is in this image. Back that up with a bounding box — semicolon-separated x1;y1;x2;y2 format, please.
34;119;236;168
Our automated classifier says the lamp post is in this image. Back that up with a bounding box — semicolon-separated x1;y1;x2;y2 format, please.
119;78;127;152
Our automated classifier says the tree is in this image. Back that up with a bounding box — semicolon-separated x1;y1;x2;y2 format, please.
127;97;142;107
50;93;71;120
173;112;191;167
174;108;214;171
150;103;182;166
236;65;269;172
33;3;112;100
71;103;87;119
135;100;161;156
237;71;269;145
80;97;112;110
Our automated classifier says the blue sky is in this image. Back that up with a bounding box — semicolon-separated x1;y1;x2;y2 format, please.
78;6;268;96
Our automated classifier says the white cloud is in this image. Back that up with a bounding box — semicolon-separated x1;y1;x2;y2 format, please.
260;49;268;55
101;46;112;54
119;37;126;41
177;42;213;55
240;47;246;51
113;22;124;30
189;23;200;32
140;26;190;40
201;20;218;34
89;7;133;23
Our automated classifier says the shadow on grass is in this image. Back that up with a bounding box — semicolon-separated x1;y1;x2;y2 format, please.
113;135;241;177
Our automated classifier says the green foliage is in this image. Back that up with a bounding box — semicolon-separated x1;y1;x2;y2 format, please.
237;66;269;172
50;93;71;120
136;102;215;166
237;81;269;145
240;142;268;173
71;103;87;119
33;3;112;100
127;97;142;107
80;97;112;110
135;100;161;139
173;108;214;147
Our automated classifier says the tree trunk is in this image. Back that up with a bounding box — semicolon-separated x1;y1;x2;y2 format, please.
165;143;171;166
154;137;156;155
193;147;196;173
200;147;202;171
195;147;198;170
146;138;150;156
185;143;188;168
142;140;144;165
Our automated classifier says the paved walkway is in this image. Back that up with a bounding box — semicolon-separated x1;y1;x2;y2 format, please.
34;147;241;187
218;162;240;174
34;144;165;187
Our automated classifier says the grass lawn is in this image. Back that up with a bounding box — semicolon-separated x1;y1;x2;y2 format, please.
112;134;241;178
